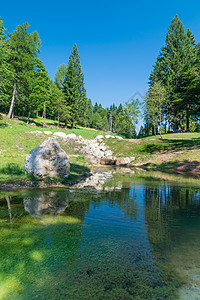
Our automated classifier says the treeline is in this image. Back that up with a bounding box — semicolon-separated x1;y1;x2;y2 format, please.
0;18;137;138
144;15;200;136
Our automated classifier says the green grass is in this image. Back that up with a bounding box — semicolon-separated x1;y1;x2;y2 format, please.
0;115;96;185
1;113;200;186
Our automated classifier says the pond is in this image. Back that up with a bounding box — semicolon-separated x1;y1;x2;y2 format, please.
0;171;200;299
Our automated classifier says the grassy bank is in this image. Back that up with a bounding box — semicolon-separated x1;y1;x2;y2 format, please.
1;114;200;189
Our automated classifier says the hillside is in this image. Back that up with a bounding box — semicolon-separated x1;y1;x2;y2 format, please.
1;115;200;189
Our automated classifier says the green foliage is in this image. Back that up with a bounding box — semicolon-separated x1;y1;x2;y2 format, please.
147;15;200;133
145;81;167;137
55;63;67;89
0;163;23;175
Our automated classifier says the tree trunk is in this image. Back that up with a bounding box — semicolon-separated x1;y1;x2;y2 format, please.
5;196;12;225
186;109;190;132
27;111;31;124
7;81;17;119
57;114;60;128
43;104;46;127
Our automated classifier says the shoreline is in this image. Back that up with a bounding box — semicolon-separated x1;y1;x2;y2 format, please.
1;164;200;191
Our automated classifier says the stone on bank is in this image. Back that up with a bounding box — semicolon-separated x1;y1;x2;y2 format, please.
24;137;70;178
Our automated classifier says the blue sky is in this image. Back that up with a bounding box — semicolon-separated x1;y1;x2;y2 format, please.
1;0;200;108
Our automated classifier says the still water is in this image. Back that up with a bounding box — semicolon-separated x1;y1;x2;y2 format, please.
0;174;200;299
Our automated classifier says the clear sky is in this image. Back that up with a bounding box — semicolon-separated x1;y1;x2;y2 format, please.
1;0;200;108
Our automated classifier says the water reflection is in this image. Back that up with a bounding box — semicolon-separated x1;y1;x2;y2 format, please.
23;190;69;219
0;176;200;299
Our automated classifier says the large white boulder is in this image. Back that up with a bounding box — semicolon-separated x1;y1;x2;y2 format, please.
24;137;70;178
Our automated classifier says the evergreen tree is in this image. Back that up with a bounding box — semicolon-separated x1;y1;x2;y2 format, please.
63;57;78;127
4;22;40;119
150;15;198;130
84;99;93;127
69;44;87;125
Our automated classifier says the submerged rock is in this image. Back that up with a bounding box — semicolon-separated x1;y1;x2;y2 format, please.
24;137;70;178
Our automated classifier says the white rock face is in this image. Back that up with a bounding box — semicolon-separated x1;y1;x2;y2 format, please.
44;131;53;135
24;137;70;178
53;132;67;138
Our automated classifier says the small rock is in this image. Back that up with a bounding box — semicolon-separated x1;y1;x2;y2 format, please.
116;157;135;165
35;130;42;134
44;131;53;135
105;134;112;139
104;150;113;156
95;135;104;140
100;158;116;165
53;132;67;138
66;133;76;139
116;136;123;140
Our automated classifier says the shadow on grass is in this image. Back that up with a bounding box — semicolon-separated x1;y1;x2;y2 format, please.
144;160;200;176
140;138;200;154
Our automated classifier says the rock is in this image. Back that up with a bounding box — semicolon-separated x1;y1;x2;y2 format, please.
24;137;70;178
99;143;107;151
116;136;123;140
104;150;113;157
44;131;53;135
29;123;36;127
92;149;105;158
78;135;84;142
100;158;116;165
105;134;112;139
116;157;135;165
53;132;67;138
95;135;104;140
66;133;76;139
74;171;112;189
35;130;42;134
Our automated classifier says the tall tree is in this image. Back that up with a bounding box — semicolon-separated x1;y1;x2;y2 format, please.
124;98;141;137
149;15;198;130
69;44;87;125
63;57;78;127
145;81;167;138
5;22;40;119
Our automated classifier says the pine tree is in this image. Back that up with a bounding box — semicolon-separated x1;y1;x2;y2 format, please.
5;22;40;119
84;99;93;127
145;81;167;138
63;57;78;127
150;15;198;130
69;44;87;125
